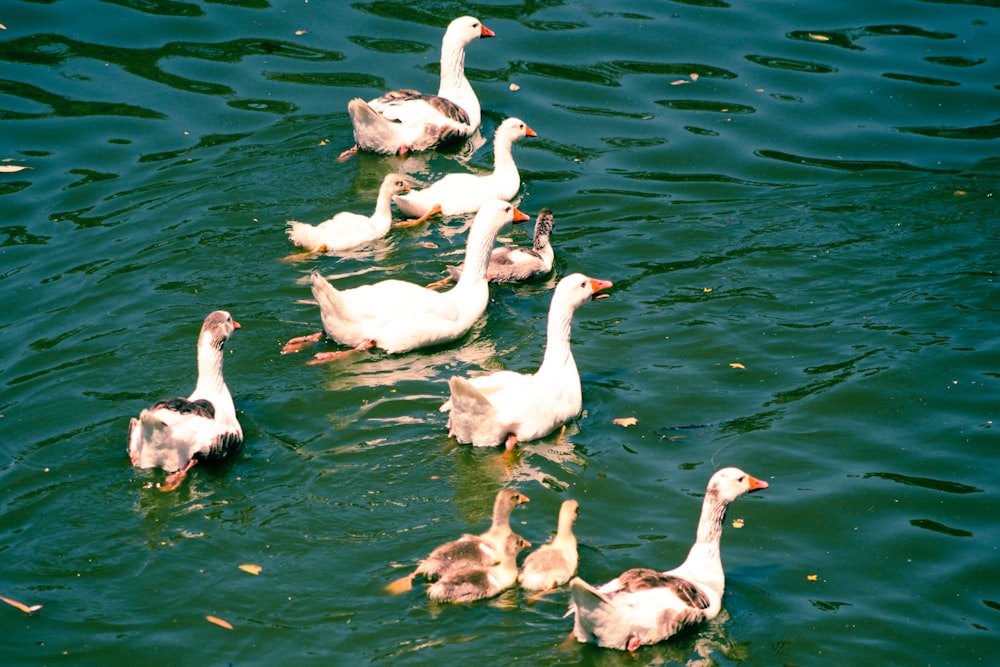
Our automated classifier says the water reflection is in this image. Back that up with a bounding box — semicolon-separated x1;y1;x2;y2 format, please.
558;609;745;667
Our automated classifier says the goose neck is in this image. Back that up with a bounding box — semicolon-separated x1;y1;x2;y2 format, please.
372;187;395;223
193;334;228;399
540;299;576;370
438;38;471;98
455;223;498;289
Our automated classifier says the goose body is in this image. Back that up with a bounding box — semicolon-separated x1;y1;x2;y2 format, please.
286;173;409;252
127;311;243;491
427;533;531;603
392;118;536;220
290;201;526;362
440;273;612;448
568;468;769;651
448;207;556;283
519;499;580;591
346;17;494;155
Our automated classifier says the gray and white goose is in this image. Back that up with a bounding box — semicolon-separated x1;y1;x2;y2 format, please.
341;16;494;157
446;207;556;284
567;467;769;651
128;311;243;492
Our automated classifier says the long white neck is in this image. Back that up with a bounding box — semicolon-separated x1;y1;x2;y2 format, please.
437;38;479;128
370;186;396;233
452;221;500;294
192;333;229;401
539;296;578;374
677;493;728;590
490;131;519;178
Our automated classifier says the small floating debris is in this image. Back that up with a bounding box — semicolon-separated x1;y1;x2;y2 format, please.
1;595;42;615
206;615;233;630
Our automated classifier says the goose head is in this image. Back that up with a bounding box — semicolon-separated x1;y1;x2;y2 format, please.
555;273;614;310
380;172;410;196
446;16;495;46
473;200;530;237
201;310;240;350
706;467;769;504
495;116;538;142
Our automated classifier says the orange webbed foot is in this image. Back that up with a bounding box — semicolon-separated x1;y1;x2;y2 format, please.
282;332;324;354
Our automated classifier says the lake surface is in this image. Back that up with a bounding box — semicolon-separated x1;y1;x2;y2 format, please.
1;0;997;665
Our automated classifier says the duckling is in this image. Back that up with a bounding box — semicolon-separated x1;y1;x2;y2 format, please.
427;533;531;603
385;489;529;594
518;499;580;591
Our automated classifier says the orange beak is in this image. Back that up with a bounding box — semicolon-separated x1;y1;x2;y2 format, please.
512;207;530;223
747;475;769;491
233;320;242;329
481;24;496;39
589;278;613;299
525;125;538;138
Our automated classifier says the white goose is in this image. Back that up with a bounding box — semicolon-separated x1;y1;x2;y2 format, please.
128;311;243;492
342;16;494;157
385;489;530;594
568;467;769;651
519;499;580;591
285;173;409;253
445;207;556;284
440;273;612;448
391;117;537;223
281;200;528;363
427;533;531;603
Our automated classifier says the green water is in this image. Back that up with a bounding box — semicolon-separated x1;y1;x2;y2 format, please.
1;1;997;665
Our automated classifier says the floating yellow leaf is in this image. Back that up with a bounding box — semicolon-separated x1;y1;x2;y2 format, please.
238;564;262;576
703;287;713;293
317;139;329;147
509;83;520;92
295;30;309;36
206;615;233;629
0;165;28;173
809;33;830;41
953;190;966;196
613;417;638;428
731;518;745;529
729;362;746;369
690;73;699;81
1;596;42;614
807;574;819;581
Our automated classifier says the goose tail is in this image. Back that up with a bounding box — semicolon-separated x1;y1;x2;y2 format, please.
446;377;504;446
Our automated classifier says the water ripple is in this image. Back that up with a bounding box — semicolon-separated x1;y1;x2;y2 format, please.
755;149;960;174
897;120;1000;140
745;54;837;74
863;472;984;494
